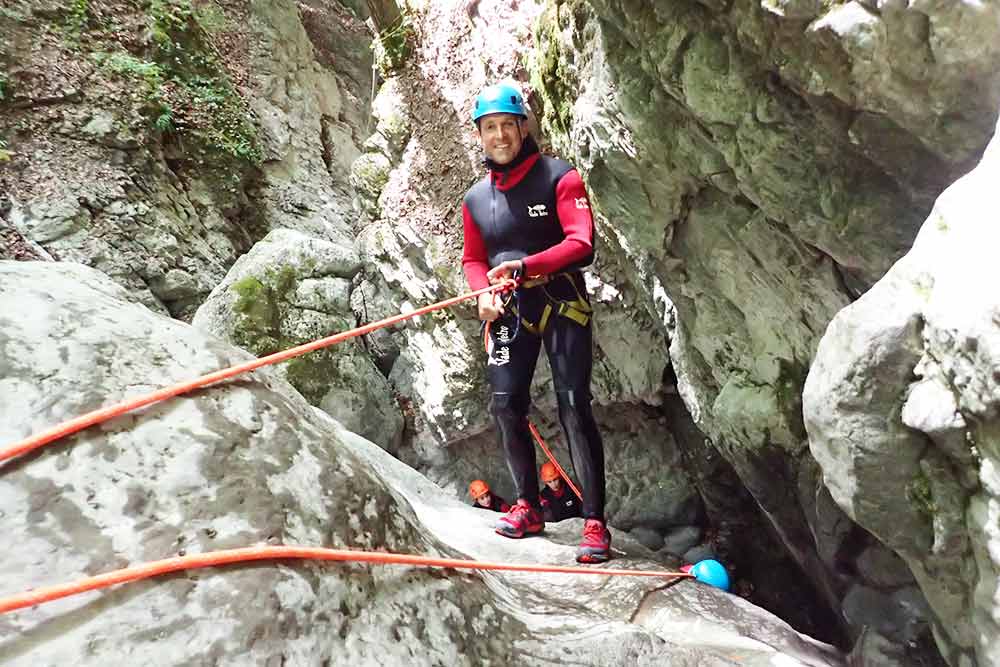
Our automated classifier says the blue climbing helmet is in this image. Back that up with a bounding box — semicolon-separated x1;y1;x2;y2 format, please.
472;82;528;123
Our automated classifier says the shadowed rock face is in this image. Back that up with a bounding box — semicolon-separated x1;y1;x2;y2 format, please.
0;260;844;665
527;0;1000;661
805;116;1000;667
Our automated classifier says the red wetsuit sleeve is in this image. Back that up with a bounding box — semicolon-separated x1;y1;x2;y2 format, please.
461;201;491;290
522;169;594;276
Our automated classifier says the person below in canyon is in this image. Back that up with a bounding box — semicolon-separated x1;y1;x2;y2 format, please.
469;479;511;512
538;462;582;522
460;81;610;563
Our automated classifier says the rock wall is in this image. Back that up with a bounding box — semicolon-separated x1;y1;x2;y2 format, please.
192;228;404;452
0;0;370;317
528;0;1000;662
804;114;1000;667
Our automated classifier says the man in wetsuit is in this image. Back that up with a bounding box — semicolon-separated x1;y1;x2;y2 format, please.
539;462;582;522
469;479;511;513
461;81;611;563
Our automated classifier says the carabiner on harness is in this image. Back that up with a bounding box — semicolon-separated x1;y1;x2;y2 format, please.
480;280;521;348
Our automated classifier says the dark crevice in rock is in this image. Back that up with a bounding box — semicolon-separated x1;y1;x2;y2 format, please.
1;216;52;262
831;261;863;302
319;115;337;178
661;368;849;648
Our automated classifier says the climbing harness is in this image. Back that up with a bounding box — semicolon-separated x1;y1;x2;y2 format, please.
507;272;592;336
482;290;583;503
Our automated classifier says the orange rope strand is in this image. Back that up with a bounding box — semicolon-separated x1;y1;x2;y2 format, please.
0;545;692;614
0;281;515;465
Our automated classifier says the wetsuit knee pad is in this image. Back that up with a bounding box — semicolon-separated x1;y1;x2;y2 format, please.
555;389;593;416
490;392;531;421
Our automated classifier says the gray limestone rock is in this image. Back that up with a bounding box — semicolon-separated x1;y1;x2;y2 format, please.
192;228;403;453
804;114;1000;666
0;260;844;666
530;0;1000;661
248;0;368;244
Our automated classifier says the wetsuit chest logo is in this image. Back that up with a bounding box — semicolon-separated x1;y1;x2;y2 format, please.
527;204;548;218
575;197;589;209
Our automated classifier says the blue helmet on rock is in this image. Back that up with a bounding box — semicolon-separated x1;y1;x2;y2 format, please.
472;82;528;123
689;559;730;591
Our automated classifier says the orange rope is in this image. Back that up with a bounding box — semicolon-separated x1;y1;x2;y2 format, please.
0;545;692;614
0;281;515;465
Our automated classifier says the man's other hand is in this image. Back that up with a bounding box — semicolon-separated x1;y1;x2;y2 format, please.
478;293;503;321
486;259;524;284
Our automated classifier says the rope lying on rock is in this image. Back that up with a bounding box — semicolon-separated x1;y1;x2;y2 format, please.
0;545;692;615
0;280;515;465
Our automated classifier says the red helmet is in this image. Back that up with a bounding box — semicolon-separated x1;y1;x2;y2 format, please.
540;462;560;482
469;479;490;499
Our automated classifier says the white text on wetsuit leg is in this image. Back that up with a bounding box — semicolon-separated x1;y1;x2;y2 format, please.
489;325;511;366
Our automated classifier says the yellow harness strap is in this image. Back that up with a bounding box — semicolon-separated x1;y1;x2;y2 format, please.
512;273;591;334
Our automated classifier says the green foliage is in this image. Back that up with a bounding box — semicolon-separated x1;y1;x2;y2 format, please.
148;0;260;163
66;0;90;37
102;51;165;86
0;136;11;163
93;0;260;166
154;108;174;132
230;265;341;404
373;12;414;77
906;470;936;518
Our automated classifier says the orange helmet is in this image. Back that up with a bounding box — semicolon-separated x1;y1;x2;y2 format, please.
540;462;560;482
469;479;490;499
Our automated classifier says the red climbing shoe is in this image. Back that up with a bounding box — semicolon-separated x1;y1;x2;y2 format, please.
576;519;611;563
495;499;544;538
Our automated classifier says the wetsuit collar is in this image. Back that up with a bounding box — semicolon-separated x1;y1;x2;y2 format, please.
486;134;541;191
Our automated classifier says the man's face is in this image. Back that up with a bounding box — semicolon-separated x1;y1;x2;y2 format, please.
545;478;562;492
476;113;524;165
476;492;492;507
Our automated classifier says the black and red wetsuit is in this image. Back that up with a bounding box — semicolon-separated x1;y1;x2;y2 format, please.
461;135;606;520
471;495;511;513
541;484;583;522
